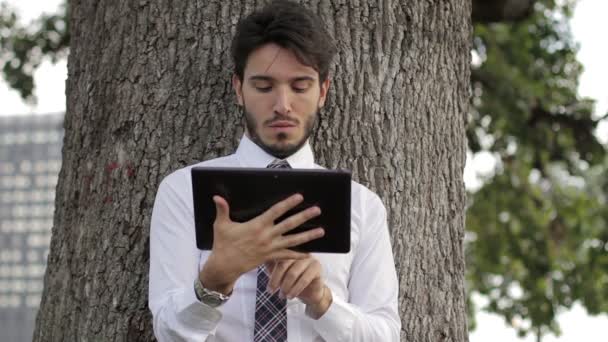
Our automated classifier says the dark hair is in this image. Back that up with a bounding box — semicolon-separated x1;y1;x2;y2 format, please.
231;0;337;82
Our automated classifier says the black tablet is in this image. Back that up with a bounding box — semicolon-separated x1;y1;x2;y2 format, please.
191;166;351;253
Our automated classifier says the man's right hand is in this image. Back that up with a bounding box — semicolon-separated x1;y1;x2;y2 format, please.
199;193;324;295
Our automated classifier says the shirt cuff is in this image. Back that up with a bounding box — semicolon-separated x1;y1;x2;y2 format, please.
175;284;223;331
308;295;356;341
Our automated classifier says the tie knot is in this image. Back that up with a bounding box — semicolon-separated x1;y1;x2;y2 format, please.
267;159;291;169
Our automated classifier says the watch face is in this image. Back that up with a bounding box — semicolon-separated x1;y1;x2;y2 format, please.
195;279;229;307
203;294;223;307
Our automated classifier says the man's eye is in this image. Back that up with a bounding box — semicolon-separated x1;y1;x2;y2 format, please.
293;86;309;93
255;86;272;92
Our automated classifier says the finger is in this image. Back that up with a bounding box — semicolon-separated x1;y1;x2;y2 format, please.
274;206;321;236
213;195;230;223
264;260;276;274
268;260;295;293
269;249;310;261
279;259;313;297
258;193;304;223
277;227;325;249
286;264;321;299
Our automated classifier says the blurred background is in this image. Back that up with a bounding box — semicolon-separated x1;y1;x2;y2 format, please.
0;0;606;341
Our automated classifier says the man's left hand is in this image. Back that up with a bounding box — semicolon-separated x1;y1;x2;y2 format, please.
266;257;333;319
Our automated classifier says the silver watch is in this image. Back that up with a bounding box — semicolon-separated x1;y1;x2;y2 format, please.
194;278;230;307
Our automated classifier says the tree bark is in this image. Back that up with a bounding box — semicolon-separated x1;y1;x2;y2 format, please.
33;1;471;341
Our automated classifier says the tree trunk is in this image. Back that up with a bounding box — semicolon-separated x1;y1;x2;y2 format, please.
33;0;470;341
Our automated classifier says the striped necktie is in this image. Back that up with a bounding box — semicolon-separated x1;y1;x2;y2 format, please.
266;159;291;169
253;159;290;341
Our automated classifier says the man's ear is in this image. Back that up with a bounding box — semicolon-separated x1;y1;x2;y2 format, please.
232;74;244;106
318;78;331;108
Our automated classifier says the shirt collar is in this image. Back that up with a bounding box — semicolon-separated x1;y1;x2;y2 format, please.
235;134;315;169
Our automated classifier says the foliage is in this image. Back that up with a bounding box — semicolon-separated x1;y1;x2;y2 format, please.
1;0;606;340
467;0;607;339
0;1;69;101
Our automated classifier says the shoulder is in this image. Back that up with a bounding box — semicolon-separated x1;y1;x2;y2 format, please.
159;154;238;190
312;163;386;214
350;179;385;214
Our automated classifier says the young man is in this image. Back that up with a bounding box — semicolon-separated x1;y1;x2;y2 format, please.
148;1;400;341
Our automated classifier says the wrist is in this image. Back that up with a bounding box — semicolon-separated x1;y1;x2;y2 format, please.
199;254;238;295
307;285;333;319
194;277;230;307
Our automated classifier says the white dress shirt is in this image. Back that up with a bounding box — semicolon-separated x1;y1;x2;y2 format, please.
148;135;400;341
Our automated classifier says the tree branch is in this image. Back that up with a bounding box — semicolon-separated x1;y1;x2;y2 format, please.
473;0;537;23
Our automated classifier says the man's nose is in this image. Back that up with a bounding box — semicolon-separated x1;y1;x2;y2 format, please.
273;87;292;115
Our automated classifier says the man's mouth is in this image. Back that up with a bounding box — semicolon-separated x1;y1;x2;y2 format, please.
268;120;297;128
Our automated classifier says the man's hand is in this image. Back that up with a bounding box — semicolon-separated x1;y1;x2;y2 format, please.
266;257;333;319
200;194;324;295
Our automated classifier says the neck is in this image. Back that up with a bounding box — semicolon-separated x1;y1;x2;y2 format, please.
244;132;308;160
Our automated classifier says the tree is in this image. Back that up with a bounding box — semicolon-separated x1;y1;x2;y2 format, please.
472;0;537;23
6;0;604;340
0;1;69;101
30;1;470;341
466;0;607;340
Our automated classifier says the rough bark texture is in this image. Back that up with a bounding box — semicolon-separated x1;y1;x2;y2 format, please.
34;0;471;341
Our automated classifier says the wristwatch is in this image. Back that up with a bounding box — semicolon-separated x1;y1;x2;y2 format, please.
194;277;230;307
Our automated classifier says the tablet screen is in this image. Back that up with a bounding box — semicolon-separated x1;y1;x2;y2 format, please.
191;167;351;253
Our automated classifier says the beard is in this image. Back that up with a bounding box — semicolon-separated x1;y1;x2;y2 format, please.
244;106;317;159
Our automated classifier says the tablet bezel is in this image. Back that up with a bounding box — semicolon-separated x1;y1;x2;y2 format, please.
191;166;351;253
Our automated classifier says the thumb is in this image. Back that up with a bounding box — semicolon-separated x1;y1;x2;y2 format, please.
213;195;230;223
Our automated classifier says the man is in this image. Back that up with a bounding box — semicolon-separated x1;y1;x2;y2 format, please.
148;1;400;341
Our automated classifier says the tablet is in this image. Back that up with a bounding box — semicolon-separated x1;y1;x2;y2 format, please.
191;166;351;253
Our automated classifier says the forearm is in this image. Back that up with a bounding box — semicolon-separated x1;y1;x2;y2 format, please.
315;191;400;341
311;294;400;342
149;177;223;341
150;284;222;342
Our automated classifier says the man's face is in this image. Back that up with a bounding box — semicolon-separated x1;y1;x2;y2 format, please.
233;43;330;159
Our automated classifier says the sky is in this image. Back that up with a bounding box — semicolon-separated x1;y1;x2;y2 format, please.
1;0;607;341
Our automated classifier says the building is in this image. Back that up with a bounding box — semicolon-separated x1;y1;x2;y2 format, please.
0;114;63;342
